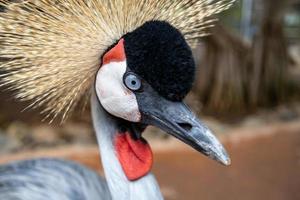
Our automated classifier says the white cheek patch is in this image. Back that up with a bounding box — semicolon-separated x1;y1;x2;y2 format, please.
96;61;141;122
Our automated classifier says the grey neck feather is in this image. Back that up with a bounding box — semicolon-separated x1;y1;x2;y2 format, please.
91;92;164;200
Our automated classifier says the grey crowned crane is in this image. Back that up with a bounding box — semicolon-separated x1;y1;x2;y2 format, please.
0;0;234;199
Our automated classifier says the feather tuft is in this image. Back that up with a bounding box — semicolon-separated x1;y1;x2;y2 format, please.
0;0;234;120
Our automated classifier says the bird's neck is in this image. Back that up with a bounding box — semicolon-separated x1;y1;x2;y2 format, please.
91;93;163;200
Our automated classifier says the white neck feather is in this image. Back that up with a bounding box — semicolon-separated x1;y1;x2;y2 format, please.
91;92;164;200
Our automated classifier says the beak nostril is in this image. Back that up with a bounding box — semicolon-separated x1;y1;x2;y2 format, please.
177;122;193;132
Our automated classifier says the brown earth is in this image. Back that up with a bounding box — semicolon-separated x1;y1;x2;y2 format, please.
0;121;299;200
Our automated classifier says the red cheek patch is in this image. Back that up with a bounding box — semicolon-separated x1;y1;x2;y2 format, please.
115;132;153;181
102;38;126;65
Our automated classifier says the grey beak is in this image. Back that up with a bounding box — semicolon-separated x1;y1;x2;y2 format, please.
135;84;231;166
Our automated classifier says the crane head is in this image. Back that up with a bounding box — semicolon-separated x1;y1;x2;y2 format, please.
0;0;235;184
96;21;230;181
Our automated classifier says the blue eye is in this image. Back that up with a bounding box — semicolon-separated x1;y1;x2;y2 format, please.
124;73;142;91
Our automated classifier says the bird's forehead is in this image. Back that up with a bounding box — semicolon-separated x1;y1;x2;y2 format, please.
123;21;195;101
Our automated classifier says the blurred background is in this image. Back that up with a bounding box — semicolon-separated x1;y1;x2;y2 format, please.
0;0;299;200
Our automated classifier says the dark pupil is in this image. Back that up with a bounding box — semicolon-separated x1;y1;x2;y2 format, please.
131;80;136;85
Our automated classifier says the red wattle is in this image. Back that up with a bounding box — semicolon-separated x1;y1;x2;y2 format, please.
115;132;153;181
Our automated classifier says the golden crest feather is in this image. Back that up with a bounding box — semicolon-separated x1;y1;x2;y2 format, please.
0;0;234;121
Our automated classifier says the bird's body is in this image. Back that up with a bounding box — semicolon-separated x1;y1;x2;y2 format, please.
0;94;164;200
0;158;110;200
0;0;234;199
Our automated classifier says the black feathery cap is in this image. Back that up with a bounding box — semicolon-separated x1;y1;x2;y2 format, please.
123;21;195;101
